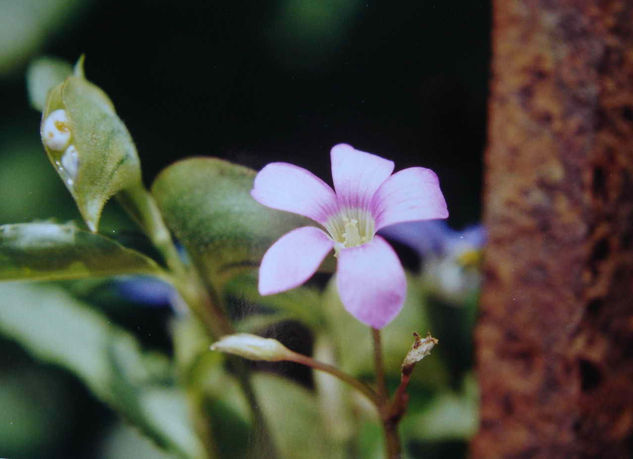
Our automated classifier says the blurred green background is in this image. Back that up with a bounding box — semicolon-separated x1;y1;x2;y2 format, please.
0;1;489;457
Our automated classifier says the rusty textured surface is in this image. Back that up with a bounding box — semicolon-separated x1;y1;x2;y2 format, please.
473;0;633;457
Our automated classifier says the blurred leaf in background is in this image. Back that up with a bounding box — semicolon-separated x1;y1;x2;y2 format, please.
266;0;364;70
0;282;203;458
0;366;73;457
98;422;176;459
0;0;90;77
0;132;77;224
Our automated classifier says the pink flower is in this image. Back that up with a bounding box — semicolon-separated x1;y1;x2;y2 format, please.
251;144;448;329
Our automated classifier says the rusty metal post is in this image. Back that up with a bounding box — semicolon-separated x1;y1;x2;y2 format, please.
473;1;633;456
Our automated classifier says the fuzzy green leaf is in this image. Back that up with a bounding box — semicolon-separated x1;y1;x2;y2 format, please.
40;58;142;231
151;157;311;291
0;282;203;458
0;223;165;281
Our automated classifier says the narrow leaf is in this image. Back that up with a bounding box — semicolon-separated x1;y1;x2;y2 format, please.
26;57;72;111
0;222;165;281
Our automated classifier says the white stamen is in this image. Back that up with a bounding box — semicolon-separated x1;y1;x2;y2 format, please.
326;208;375;250
42;109;71;151
343;218;362;247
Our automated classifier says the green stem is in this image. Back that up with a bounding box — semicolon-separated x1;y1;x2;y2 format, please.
287;351;380;406
117;185;185;277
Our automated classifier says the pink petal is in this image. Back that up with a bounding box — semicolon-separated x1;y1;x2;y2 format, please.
330;144;394;209
251;163;337;224
259;226;334;295
372;167;448;230
336;235;406;329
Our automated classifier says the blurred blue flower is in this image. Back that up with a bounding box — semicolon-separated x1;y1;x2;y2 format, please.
380;220;484;258
115;276;176;308
380;221;485;303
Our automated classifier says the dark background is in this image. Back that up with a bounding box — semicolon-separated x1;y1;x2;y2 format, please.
0;1;490;456
3;0;489;226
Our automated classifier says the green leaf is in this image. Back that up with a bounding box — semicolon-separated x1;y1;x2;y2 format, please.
0;282;203;458
0;223;165;282
0;0;87;76
100;422;177;459
253;373;343;459
40;58;142;231
26;56;72;111
0;367;71;456
151;158;311;291
401;375;479;441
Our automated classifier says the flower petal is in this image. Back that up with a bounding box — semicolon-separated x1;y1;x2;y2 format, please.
330;144;394;209
372;167;448;230
259;226;334;295
251;162;337;224
336;235;406;329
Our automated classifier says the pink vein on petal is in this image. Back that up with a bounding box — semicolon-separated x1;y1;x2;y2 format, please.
330;144;394;210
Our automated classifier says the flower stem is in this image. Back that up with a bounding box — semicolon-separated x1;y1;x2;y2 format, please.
372;328;387;401
284;328;420;458
371;328;402;459
286;351;381;406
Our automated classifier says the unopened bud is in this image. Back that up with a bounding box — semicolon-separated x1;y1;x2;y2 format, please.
42;109;71;151
402;332;438;371
210;333;294;362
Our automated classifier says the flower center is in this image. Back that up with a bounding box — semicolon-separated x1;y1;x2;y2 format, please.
325;208;375;251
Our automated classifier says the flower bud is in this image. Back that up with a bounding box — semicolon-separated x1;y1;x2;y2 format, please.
41;109;71;151
402;332;438;371
210;333;294;362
